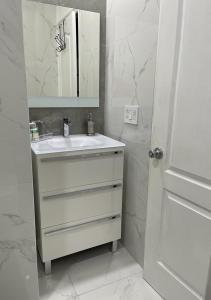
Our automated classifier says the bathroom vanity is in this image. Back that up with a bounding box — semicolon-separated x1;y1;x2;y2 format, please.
31;134;125;274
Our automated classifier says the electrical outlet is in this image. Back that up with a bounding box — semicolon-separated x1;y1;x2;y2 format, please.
124;105;139;125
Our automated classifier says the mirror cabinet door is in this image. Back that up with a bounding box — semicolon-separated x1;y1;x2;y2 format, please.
22;1;100;107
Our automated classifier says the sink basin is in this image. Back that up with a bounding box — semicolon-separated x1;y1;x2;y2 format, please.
31;134;125;155
47;136;103;149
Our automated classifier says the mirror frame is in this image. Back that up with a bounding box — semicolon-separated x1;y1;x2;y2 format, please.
28;97;99;108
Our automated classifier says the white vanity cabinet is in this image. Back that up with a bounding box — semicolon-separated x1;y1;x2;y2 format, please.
32;134;125;274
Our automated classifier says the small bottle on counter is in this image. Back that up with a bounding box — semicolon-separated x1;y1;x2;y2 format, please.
32;127;39;141
87;113;95;136
63;117;71;137
30;122;39;142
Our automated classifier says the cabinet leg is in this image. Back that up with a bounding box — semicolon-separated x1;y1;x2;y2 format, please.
112;240;118;253
44;261;51;275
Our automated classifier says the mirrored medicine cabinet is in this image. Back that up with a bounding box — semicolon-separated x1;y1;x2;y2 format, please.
22;1;100;108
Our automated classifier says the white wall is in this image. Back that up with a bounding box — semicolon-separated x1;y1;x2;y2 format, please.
105;0;159;266
0;0;39;299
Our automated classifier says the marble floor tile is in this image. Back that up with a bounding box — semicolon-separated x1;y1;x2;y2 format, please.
39;264;78;300
68;244;142;295
38;245;162;300
78;273;162;300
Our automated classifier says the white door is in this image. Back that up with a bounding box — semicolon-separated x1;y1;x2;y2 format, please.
144;1;211;300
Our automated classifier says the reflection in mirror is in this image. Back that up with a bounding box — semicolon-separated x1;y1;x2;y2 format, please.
22;1;100;107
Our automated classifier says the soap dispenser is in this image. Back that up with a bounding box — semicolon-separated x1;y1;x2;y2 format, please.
87;113;95;136
63;117;71;137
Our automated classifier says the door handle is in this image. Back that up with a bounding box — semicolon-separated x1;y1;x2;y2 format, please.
149;148;163;160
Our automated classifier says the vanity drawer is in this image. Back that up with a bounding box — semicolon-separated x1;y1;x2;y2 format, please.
40;216;121;262
38;151;124;193
40;183;123;228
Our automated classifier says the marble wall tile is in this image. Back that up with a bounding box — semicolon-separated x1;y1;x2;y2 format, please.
0;0;39;299
26;0;106;134
105;0;159;266
29;107;104;135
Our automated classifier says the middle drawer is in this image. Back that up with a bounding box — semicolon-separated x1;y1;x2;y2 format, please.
40;183;122;228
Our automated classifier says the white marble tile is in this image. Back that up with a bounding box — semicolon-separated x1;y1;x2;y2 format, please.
78;272;162;300
123;214;146;267
105;0;159;267
39;268;78;300
0;0;38;299
38;249;79;300
38;246;161;300
69;245;142;295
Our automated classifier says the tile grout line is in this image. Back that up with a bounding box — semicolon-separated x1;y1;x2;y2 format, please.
67;269;80;299
74;270;143;297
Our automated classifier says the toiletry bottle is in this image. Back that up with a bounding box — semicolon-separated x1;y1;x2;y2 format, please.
31;126;39;141
30;122;39;142
63;118;71;137
87;113;95;136
29;122;36;142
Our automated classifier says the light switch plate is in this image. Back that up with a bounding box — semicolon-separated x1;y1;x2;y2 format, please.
124;105;139;125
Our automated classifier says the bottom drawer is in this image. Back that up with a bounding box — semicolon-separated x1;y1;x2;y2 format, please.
40;216;121;262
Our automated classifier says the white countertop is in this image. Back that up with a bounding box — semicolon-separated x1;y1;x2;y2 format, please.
31;134;125;156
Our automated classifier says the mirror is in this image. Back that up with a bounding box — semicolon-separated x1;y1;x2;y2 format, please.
22;1;100;107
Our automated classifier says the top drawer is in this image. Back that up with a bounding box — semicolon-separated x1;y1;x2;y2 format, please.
37;151;124;193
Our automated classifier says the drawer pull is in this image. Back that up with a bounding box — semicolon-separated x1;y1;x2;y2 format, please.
44;214;121;237
40;151;123;162
43;183;122;200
